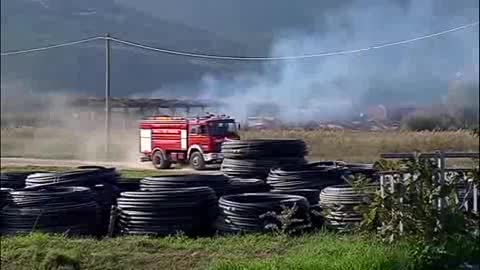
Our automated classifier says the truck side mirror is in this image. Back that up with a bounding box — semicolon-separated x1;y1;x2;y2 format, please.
237;123;241;130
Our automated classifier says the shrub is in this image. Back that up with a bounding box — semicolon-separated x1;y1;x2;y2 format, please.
358;156;480;269
402;114;459;131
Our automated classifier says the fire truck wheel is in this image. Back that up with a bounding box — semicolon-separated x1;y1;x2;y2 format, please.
190;152;206;170
152;151;171;169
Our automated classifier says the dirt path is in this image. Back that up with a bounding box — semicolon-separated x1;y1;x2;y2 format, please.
0;157;221;174
0;157;151;169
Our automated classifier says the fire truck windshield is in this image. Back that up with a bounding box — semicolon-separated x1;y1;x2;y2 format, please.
208;121;237;136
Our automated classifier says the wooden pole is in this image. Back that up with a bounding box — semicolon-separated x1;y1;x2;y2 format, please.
105;33;112;159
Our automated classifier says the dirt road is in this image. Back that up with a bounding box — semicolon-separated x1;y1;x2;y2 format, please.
0;157;152;169
0;157;222;174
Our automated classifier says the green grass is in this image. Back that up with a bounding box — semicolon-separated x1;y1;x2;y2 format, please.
0;165;418;270
0;232;416;270
0;166;186;178
1;165;477;269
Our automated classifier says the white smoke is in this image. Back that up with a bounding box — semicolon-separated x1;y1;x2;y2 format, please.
194;0;479;123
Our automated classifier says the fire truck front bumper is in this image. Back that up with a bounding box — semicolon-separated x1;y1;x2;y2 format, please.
203;153;224;163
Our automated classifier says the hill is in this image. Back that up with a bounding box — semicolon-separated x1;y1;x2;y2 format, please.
0;0;258;97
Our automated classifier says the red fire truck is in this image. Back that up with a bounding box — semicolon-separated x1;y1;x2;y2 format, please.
139;115;240;170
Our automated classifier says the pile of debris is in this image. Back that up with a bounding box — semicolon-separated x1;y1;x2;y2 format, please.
282;120;400;131
316;120;400;131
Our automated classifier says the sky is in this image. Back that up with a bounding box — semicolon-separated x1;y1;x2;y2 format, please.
2;0;479;123
127;0;479;122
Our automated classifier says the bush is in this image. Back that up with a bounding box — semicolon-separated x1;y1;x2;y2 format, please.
402;114;459;131
358;157;480;269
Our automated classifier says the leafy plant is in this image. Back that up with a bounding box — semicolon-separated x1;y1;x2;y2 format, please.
357;156;480;269
373;159;403;171
260;203;312;235
471;127;480;138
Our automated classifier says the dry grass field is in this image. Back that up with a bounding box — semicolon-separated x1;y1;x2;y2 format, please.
1;127;478;163
242;129;479;162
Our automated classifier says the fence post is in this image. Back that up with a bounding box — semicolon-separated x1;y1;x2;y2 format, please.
388;173;404;235
398;173;404;235
474;183;478;214
380;174;385;229
463;174;469;212
437;151;446;210
107;205;118;238
380;174;385;199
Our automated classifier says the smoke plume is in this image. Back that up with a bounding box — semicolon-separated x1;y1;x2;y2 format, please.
190;0;479;123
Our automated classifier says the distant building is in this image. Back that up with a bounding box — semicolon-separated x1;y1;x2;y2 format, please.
366;105;387;121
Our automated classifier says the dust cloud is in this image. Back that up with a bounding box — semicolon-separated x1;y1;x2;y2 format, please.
1;81;140;163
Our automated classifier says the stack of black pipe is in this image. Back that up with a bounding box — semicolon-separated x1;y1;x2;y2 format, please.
319;184;377;231
0;188;12;209
22;166;120;235
116;187;218;236
116;178;141;193
266;162;348;191
140;175;228;196
0;187;100;235
271;189;320;205
267;162;378;227
24;166;119;188
221;139;307;179
0;172;40;189
266;162;343;228
270;189;322;226
215;193;310;234
224;178;271;195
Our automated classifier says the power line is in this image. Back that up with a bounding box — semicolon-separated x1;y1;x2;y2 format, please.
1;21;478;59
108;21;479;60
0;36;103;56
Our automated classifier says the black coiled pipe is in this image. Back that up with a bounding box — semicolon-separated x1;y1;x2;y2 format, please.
140;175;228;196
116;187;218;236
320;184;377;231
215;193;310;234
0;187;100;235
221;158;306;179
224;178;271;195
221;139;308;159
220;139;308;180
116;178;141;192
271;189;320;205
0;188;12;209
24;167;119;189
23;166;120;235
266;162;348;191
270;189;323;227
1;171;46;189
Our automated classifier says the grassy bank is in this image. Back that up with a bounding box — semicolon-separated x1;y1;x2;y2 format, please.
1;166;478;269
0;232;416;270
1;128;478;162
0;165;415;270
0;165;175;178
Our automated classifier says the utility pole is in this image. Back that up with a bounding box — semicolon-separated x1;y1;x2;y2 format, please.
105;33;111;160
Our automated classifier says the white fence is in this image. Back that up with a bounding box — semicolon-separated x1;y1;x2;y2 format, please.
379;152;479;233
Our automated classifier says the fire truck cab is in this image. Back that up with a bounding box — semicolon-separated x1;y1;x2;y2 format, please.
139;114;240;170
